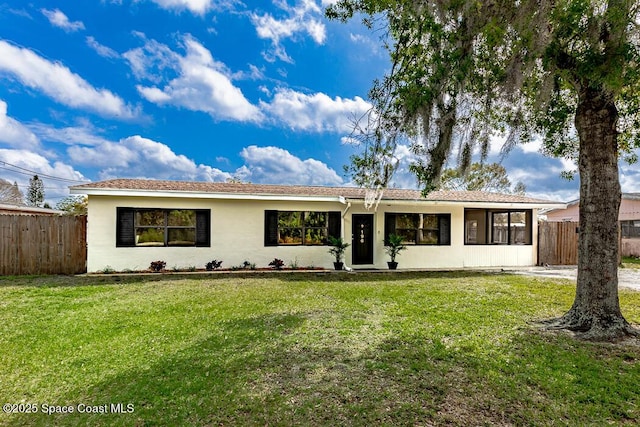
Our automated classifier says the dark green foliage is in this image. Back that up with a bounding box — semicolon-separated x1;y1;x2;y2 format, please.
268;258;285;270
26;175;44;207
205;260;223;271
328;236;350;263
384;233;407;262
149;260;166;273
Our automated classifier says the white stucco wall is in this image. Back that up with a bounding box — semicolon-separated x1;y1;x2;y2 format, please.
345;203;537;269
85;195;539;272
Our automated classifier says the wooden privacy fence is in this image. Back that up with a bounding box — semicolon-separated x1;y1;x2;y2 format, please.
538;221;579;265
0;215;87;275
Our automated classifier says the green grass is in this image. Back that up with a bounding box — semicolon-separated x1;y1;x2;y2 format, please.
1;272;640;426
622;256;640;268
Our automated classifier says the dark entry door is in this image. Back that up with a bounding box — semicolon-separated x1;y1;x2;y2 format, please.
352;214;374;265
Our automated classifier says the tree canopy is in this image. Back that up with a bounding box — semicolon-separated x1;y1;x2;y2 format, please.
329;0;640;340
55;195;88;216
26;175;44;208
439;162;526;194
330;0;640;189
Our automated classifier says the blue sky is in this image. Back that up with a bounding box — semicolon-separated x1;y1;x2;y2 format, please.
0;1;637;205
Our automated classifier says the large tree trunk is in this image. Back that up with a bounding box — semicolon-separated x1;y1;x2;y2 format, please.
552;87;637;341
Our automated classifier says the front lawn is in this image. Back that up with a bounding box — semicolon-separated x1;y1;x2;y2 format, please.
1;272;639;426
622;256;640;268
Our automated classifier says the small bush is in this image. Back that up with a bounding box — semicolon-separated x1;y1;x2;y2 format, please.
269;258;285;270
205;260;223;271
149;260;166;273
231;261;256;271
243;260;256;270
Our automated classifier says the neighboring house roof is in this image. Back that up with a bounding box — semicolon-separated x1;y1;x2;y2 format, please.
554;193;640;207
0;203;64;215
544;193;640;220
70;178;565;208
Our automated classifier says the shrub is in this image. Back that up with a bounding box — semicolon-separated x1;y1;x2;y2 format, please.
269;258;285;270
243;260;256;270
149;260;166;273
231;261;256;271
205;260;223;271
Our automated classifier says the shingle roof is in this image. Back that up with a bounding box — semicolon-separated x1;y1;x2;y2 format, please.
71;178;563;205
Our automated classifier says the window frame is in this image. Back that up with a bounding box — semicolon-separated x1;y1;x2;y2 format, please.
264;210;341;246
116;208;210;248
621;220;640;239
384;212;451;246
464;208;532;246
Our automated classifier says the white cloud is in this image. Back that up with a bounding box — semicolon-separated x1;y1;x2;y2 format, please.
148;0;212;14
0;41;138;119
145;0;239;15
236;145;343;186
0;148;87;201
68;135;232;181
123;35;178;83
86;36;120;59
130;35;262;122
0;100;40;149
28;122;113;147
136;86;172;102
263;88;371;132
41;8;85;32
251;0;328;63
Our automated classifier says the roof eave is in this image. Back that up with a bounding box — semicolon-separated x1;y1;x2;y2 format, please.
347;198;567;209
70;187;347;203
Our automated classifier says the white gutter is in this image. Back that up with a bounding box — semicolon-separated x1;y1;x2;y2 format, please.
345;198;567;210
70;188;345;203
342;201;351;218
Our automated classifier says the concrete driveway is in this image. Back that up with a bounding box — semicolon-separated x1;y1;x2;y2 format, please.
508;266;640;291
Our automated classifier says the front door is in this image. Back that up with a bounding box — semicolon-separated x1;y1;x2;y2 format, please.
352;214;374;265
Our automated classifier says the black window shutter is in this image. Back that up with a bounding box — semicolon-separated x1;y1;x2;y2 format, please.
384;213;396;245
195;210;211;247
264;210;278;246
328;211;341;240
116;208;135;247
439;215;451;245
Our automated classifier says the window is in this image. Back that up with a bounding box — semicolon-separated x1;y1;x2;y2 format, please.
265;210;341;246
465;209;532;245
621;220;640;238
384;213;450;245
117;208;210;247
